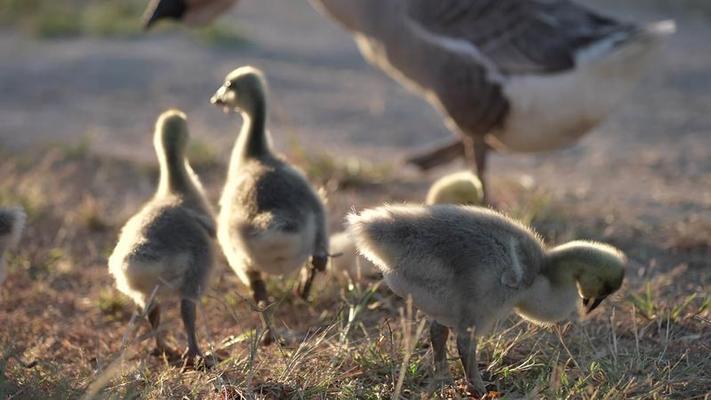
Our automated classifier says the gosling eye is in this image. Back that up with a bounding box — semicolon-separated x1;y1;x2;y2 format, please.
224;81;232;88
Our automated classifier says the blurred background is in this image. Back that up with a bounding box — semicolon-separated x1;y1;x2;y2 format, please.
0;0;709;215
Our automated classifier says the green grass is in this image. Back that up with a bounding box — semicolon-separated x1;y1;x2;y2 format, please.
0;0;249;44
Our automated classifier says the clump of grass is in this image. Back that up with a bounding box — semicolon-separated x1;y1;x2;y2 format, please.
0;0;249;44
188;138;222;170
96;289;132;321
0;0;144;38
288;139;394;191
194;22;250;48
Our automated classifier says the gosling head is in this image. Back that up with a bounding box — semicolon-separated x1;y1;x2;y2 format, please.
546;241;626;315
154;109;190;158
210;66;266;114
425;171;484;206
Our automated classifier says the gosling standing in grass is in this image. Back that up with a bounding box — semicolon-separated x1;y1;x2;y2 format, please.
330;171;483;284
109;110;216;365
0;207;26;285
349;205;625;395
210;67;328;328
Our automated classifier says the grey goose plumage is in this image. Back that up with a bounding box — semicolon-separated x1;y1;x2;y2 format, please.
109;110;216;365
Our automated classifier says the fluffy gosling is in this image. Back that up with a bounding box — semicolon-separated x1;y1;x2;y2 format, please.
211;66;328;341
329;171;483;285
109;110;216;366
0;207;26;285
348;205;625;395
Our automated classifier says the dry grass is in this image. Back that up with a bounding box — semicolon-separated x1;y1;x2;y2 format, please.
0;145;709;399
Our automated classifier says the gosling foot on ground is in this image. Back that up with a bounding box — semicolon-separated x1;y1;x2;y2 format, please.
461;378;495;399
179;351;222;371
150;346;182;363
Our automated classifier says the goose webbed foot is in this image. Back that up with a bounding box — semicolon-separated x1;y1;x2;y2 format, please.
406;138;465;171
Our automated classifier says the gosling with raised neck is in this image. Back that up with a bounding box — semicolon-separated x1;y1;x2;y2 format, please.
211;66;329;342
348;204;625;395
109;110;216;366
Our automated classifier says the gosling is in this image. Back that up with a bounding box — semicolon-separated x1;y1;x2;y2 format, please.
0;207;26;285
329;171;483;285
211;67;328;327
109;110;216;365
348;205;625;395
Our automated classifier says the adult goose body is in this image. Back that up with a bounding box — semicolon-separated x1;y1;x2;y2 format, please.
143;0;674;200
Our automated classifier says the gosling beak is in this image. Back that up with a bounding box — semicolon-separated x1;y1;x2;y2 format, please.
583;297;606;315
143;0;186;30
210;85;228;105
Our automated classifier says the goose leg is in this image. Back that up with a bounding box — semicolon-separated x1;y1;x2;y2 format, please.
430;321;450;379
463;136;489;204
147;303;179;360
456;331;487;396
246;269;275;345
405;137;465;171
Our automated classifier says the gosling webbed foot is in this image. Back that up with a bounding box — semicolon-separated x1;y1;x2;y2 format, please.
150;345;182;362
179;349;221;371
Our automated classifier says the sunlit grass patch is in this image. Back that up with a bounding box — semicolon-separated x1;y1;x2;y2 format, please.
0;147;709;399
288;138;395;192
0;0;249;45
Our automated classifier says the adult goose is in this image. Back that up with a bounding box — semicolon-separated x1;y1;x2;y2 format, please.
143;0;674;201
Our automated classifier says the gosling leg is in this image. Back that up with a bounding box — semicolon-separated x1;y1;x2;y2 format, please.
180;298;201;356
456;331;487;396
246;269;275;345
430;321;450;379
299;254;328;301
147;303;178;359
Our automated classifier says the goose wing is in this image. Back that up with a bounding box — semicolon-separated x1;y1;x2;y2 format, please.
406;0;635;75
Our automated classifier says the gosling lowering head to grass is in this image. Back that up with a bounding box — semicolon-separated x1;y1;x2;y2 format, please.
211;66;328;341
329;171;483;285
0;207;26;285
109;110;216;366
348;205;625;395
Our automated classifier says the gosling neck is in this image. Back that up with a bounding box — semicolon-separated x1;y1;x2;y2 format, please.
233;96;269;162
514;256;585;324
157;149;196;198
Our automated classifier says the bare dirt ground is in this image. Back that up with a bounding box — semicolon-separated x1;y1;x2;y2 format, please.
0;0;709;399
